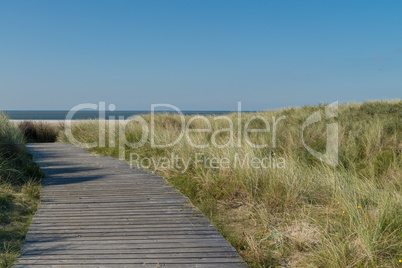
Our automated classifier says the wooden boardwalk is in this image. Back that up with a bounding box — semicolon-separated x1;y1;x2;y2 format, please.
15;143;247;268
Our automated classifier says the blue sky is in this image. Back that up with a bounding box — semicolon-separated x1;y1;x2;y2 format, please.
1;0;401;110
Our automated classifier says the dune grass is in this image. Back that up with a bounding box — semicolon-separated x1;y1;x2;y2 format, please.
17;121;61;143
57;100;402;267
0;113;42;267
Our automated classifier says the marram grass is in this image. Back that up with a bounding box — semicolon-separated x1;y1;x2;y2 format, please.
0;113;42;267
58;100;401;267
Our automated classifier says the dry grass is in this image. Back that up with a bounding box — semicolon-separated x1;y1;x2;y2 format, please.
58;100;402;267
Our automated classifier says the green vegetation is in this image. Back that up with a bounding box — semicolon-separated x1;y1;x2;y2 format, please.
18;121;61;143
1;102;399;267
0;114;42;267
58;100;401;267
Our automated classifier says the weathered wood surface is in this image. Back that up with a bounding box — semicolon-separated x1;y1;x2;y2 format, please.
15;143;247;268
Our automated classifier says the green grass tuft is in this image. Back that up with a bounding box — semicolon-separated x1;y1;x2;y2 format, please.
0;113;42;267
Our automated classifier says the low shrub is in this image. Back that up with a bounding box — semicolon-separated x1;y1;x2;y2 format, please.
18;121;61;143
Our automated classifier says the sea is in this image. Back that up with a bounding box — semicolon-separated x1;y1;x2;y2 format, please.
2;110;242;120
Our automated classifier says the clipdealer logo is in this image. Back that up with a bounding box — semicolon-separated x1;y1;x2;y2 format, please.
63;101;338;168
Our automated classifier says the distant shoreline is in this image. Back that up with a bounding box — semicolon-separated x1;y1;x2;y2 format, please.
2;110;240;121
10;119;94;124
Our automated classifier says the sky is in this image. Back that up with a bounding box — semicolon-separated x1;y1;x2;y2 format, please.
0;0;401;111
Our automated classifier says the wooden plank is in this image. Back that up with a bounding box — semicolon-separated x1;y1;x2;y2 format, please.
29;220;210;226
21;247;237;255
30;211;197;217
25;230;221;239
32;211;201;217
29;216;208;223
22;238;231;246
17;252;240;259
28;224;215;230
21;241;233;250
24;234;224;242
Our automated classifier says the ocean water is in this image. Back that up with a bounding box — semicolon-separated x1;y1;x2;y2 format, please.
2;110;238;120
